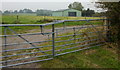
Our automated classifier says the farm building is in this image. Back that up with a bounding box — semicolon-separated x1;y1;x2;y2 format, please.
52;9;81;17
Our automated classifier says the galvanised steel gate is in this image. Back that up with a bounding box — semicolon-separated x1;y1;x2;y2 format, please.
0;19;108;68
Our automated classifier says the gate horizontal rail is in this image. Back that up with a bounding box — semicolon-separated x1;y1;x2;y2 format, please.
0;19;107;27
0;25;107;37
2;30;107;46
0;19;108;68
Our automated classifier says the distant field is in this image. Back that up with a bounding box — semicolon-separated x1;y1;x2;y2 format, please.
1;14;104;24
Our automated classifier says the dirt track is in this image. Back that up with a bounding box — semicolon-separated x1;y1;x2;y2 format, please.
3;25;88;49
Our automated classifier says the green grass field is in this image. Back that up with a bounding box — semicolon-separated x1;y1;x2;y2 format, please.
1;14;103;24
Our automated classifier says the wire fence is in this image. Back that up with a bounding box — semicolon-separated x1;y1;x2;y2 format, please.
0;19;109;68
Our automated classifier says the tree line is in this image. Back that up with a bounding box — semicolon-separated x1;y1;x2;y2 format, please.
1;9;52;16
2;9;36;14
97;2;120;43
1;9;97;17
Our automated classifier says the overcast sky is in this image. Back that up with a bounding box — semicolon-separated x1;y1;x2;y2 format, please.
1;0;97;2
1;0;115;12
2;2;101;11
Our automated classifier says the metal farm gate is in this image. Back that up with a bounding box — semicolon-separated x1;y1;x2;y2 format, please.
0;19;108;68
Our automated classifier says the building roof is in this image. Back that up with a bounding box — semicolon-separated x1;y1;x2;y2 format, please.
53;9;80;12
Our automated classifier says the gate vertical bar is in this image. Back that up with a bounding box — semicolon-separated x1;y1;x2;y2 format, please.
106;19;111;42
73;27;76;43
63;22;66;30
4;26;7;67
52;24;55;57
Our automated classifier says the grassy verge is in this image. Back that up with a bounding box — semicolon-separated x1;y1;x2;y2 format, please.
38;44;118;68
